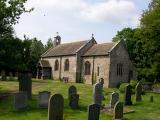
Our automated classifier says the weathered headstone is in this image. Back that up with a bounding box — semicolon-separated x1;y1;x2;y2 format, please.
9;72;13;81
135;82;142;102
124;84;132;105
69;94;79;109
113;101;123;120
38;91;51;108
48;94;64;120
68;85;77;98
88;104;100;120
18;72;32;98
14;92;27;111
68;85;79;109
150;96;154;102
110;91;119;108
93;83;103;105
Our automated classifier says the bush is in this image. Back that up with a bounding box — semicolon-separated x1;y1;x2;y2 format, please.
119;83;129;93
130;80;138;94
130;80;138;89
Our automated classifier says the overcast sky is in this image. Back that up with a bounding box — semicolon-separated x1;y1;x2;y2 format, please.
14;0;151;44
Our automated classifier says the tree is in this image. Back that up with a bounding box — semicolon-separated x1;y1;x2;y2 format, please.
29;38;45;77
44;38;54;51
140;0;160;82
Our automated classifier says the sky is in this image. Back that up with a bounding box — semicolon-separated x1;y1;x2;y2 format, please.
14;0;151;44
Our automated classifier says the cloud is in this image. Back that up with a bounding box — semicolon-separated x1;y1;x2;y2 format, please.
80;0;138;24
25;0;139;25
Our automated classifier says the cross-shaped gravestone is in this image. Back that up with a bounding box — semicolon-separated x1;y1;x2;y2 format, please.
14;91;27;111
88;104;100;120
48;94;64;120
113;101;123;120
124;84;132;105
135;82;142;102
93;83;103;105
110;91;119;108
38;91;51;108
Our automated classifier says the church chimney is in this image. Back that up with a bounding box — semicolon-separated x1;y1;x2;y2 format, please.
54;32;61;47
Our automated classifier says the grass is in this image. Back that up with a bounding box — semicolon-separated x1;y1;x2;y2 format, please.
0;79;160;120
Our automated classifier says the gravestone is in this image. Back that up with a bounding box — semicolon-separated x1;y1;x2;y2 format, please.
124;84;132;105
18;72;32;98
14;91;27;111
68;85;79;109
150;96;154;102
113;101;123;120
135;82;142;102
48;94;64;120
69;94;79;109
38;91;51;108
93;83;103;105
110;91;119;108
88;104;100;120
68;85;77;98
9;72;13;81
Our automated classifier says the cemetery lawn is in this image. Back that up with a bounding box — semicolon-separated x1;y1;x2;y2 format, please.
0;79;160;120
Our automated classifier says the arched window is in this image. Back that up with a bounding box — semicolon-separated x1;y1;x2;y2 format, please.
85;61;91;75
64;59;69;71
54;60;59;71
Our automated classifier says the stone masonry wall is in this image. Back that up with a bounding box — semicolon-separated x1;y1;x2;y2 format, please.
82;56;110;87
109;41;137;87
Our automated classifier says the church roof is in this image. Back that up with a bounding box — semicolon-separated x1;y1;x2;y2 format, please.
41;40;89;57
39;60;51;68
83;42;117;56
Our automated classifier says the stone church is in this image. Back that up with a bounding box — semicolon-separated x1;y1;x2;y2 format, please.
37;35;136;87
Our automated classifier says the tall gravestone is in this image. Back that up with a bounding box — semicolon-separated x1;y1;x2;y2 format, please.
48;94;64;120
14;91;27;111
88;104;100;120
93;83;103;105
110;91;119;108
38;91;51;108
68;85;79;109
113;101;123;120
124;84;132;105
135;82;142;102
18;72;32;98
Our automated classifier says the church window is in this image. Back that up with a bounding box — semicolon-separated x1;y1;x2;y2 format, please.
85;61;91;75
97;66;100;76
117;63;123;76
55;60;59;71
64;59;69;71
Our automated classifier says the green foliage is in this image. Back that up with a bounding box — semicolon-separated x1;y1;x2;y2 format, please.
130;80;138;89
44;38;54;51
119;83;129;93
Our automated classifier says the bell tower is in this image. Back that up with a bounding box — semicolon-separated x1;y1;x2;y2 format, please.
54;32;61;47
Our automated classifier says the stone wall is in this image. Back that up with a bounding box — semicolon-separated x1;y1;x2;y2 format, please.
109;41;137;87
42;55;77;82
82;56;110;87
76;39;96;83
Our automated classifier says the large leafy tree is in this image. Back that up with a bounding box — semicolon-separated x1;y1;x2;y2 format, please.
140;0;160;81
